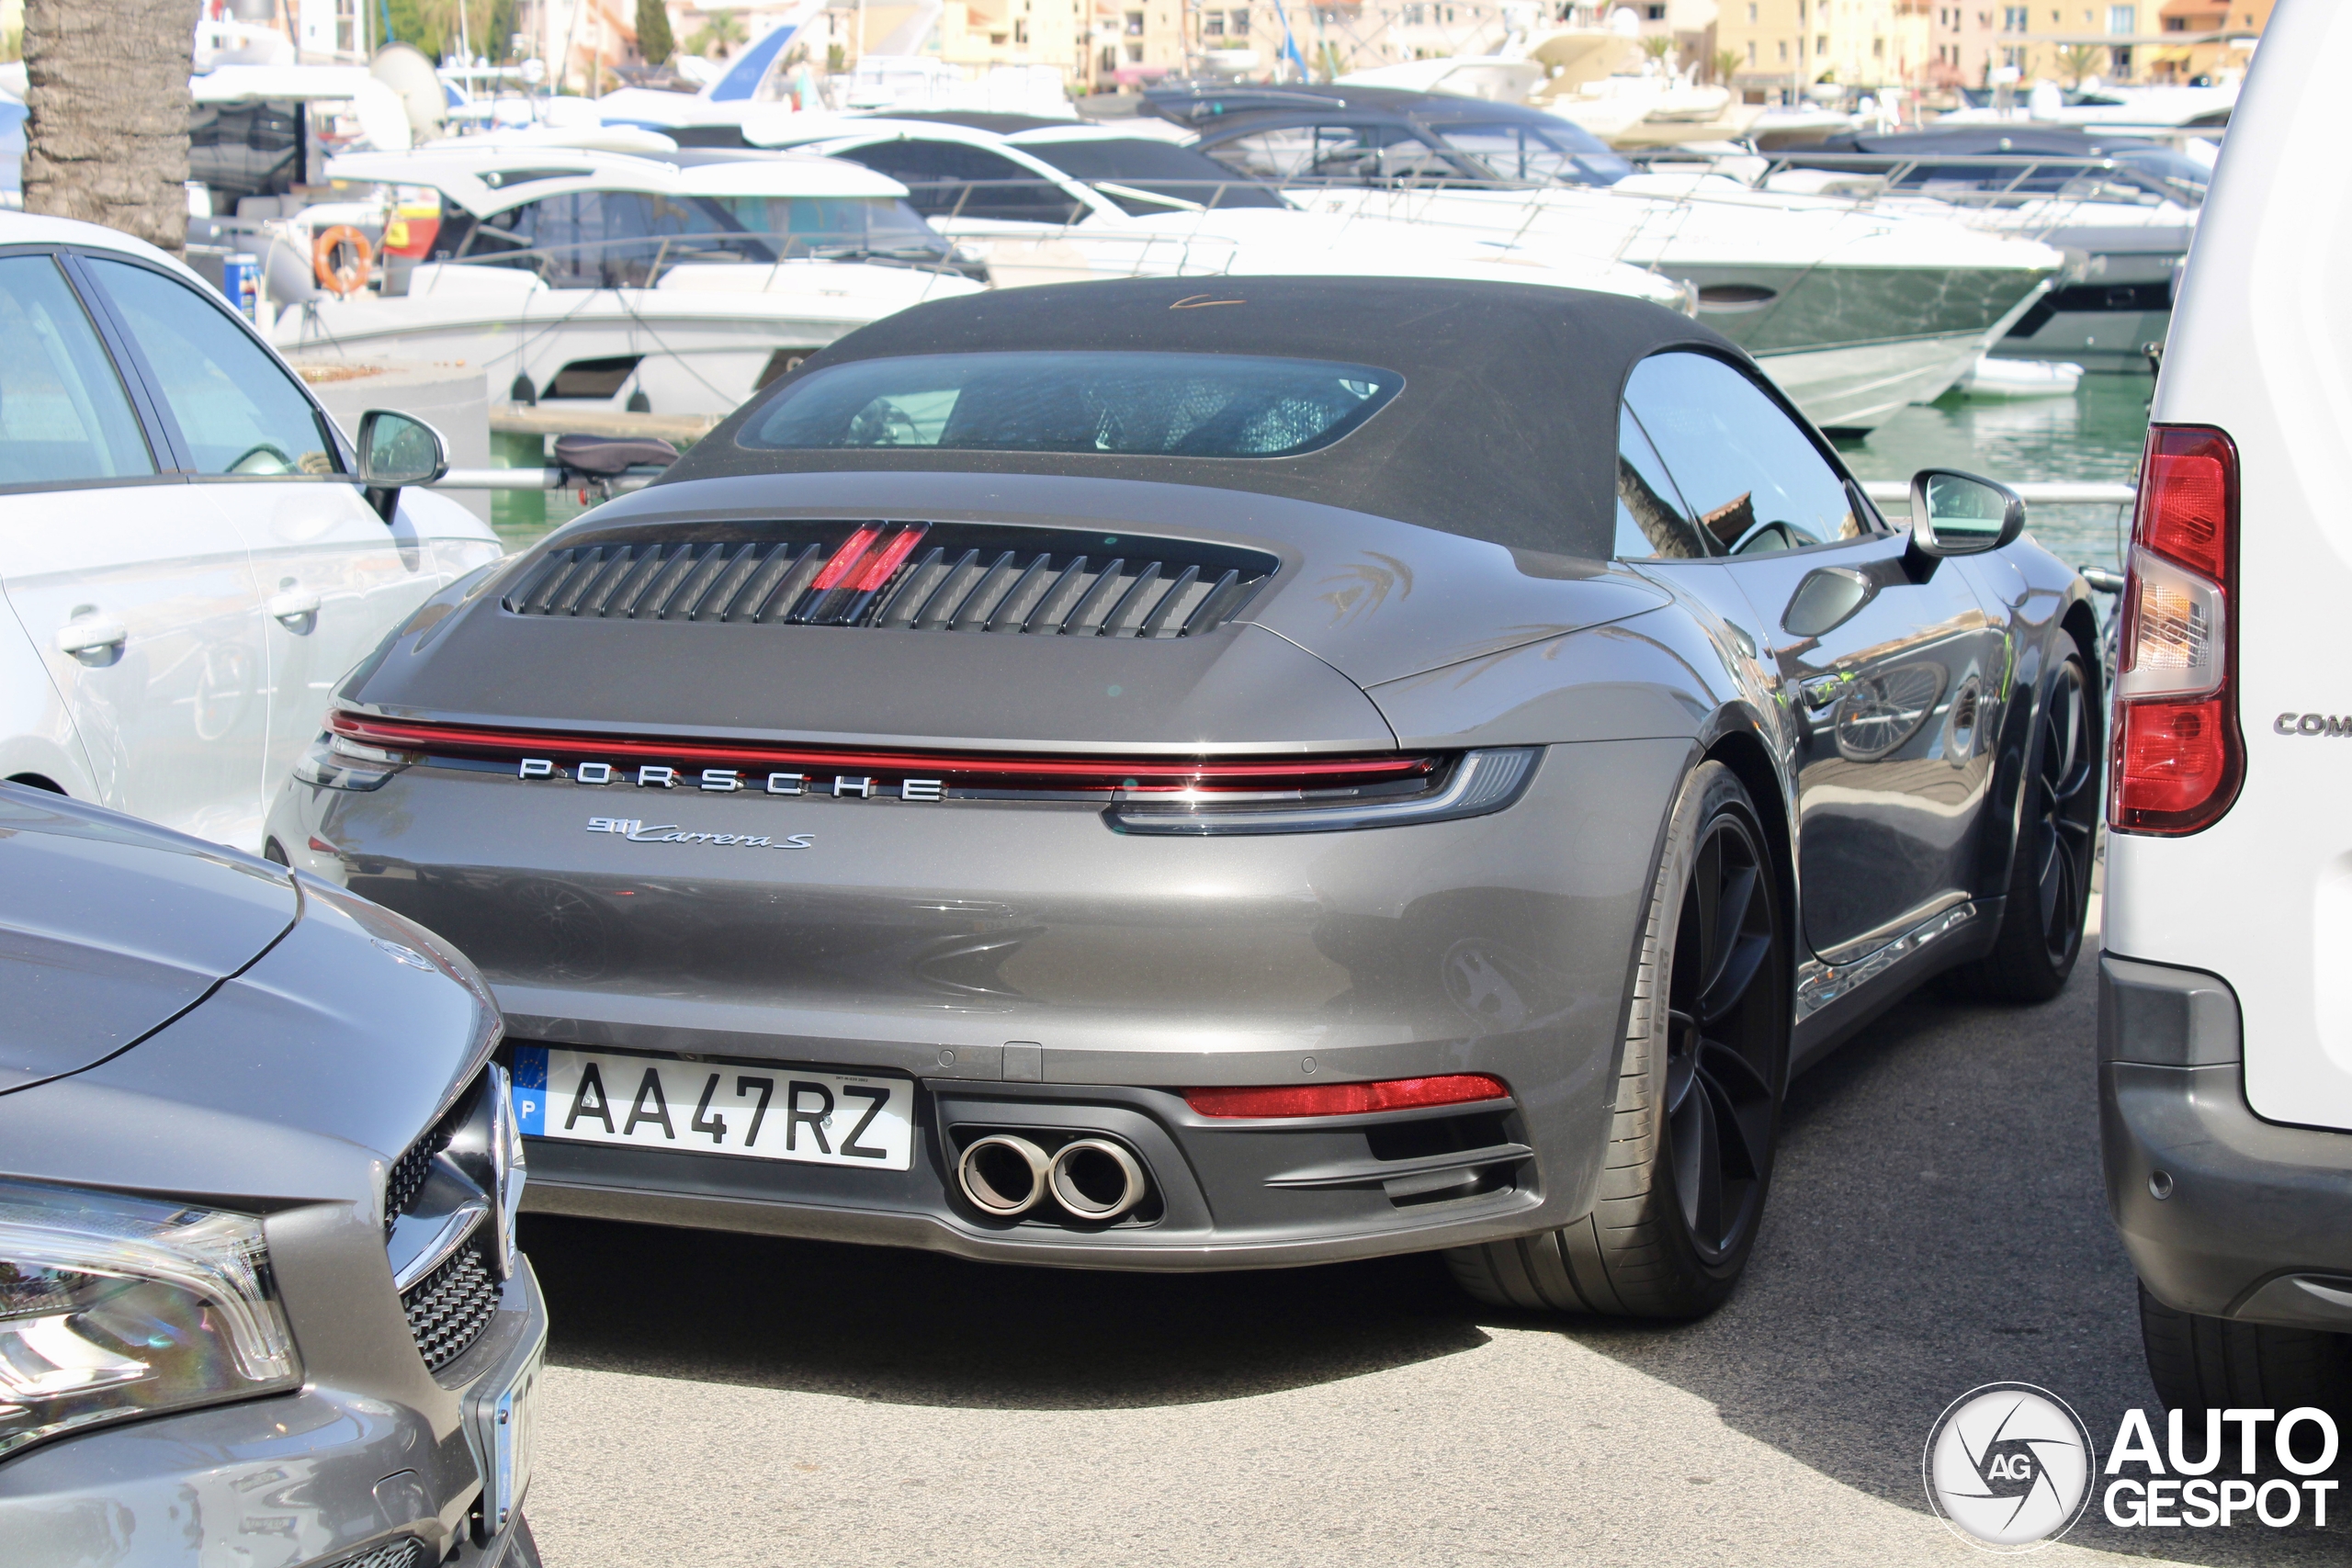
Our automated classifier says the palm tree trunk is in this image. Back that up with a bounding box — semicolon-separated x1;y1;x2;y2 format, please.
21;0;195;254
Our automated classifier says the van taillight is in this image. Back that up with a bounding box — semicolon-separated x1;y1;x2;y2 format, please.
2109;425;2242;835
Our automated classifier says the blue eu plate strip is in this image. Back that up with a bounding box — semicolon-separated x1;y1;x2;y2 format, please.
511;1045;548;1136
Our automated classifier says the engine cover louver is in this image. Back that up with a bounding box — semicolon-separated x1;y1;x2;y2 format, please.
501;522;1278;638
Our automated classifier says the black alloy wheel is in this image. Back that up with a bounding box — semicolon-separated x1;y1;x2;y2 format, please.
2028;658;2098;972
1952;650;2099;1003
1665;807;1781;1263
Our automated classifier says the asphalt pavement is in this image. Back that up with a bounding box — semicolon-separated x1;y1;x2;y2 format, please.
516;916;2340;1566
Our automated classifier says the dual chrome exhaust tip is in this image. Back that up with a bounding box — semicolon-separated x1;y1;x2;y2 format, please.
956;1134;1148;1222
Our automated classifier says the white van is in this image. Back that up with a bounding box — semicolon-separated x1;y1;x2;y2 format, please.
2101;0;2352;1415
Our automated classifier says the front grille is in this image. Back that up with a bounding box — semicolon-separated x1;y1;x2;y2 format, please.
401;1239;501;1372
382;1134;444;1238
501;521;1276;637
322;1540;424;1568
384;1096;466;1237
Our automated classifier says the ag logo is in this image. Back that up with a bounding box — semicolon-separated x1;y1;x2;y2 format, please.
1925;1383;2097;1551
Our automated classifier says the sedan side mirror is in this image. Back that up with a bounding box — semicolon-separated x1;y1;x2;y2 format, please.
1907;468;2025;569
356;409;449;523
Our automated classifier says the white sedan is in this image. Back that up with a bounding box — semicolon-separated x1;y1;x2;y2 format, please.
0;211;500;853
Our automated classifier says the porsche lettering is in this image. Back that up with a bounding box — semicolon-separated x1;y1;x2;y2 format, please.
526;758;944;800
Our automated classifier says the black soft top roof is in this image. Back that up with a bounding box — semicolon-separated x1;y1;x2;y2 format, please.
664;276;1735;559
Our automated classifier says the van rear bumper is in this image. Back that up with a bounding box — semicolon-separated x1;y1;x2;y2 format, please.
2100;953;2352;1329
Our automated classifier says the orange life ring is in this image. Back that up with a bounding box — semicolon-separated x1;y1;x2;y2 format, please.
312;225;373;298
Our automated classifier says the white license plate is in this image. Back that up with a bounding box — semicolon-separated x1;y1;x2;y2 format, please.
510;1046;915;1171
492;1349;537;1530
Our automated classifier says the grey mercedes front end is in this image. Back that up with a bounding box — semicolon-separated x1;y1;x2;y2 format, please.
0;784;546;1568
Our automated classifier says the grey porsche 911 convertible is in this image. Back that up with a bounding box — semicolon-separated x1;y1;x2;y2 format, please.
266;276;2098;1317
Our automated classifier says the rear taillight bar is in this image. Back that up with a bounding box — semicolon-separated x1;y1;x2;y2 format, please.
323;710;1439;796
2109;424;2243;835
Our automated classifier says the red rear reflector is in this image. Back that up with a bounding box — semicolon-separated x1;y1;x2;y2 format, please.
1183;1074;1510;1119
2109;424;2242;836
808;525;881;592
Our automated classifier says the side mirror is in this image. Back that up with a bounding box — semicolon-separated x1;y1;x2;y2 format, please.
356;409;448;522
1907;468;2025;566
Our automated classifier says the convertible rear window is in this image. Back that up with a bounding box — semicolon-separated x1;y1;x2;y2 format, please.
741;351;1399;457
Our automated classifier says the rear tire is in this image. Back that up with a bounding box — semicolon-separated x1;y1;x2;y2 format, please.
1951;650;2098;1003
1447;760;1788;1320
2139;1283;2352;1452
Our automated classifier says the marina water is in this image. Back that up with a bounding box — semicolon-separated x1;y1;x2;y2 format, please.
1839;372;2151;588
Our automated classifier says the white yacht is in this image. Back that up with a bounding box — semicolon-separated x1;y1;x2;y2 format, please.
1754;127;2205;373
1006;96;2060;430
746;118;1693;310
1140;85;2065;432
277;144;981;417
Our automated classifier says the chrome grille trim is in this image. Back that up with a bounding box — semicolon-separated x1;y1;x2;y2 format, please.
385;1066;524;1372
502;523;1276;637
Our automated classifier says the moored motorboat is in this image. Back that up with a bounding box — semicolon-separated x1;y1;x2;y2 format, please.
1146;85;2065;433
1957;355;2084;400
275;144;981;418
745;118;1696;310
1762;128;2205;373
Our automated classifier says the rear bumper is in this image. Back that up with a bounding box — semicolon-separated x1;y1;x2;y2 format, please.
516;1074;1553;1269
2100;953;2352;1328
280;737;1694;1269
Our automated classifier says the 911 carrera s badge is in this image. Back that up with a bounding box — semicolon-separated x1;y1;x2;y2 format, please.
587;818;815;849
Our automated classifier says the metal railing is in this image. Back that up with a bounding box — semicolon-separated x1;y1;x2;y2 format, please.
1858;479;2137;506
427;227;979;289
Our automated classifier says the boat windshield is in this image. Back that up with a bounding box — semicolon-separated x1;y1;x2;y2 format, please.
458;189;779;285
741;351;1399;457
1884;144;2207;207
1430;122;1633;186
1014;138;1292;213
703;194;954;262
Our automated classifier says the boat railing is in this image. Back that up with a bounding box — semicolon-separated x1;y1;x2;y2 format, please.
883;175;1692;273
1626;148;2203;225
417;228;980;290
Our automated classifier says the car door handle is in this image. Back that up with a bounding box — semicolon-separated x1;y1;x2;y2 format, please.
55;617;128;657
267;589;322;627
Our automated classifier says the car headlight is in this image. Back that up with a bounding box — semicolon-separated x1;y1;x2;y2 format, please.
0;1179;301;1459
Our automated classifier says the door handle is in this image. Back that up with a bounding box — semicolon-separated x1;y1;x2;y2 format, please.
267;589;322;627
55;617;128;659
